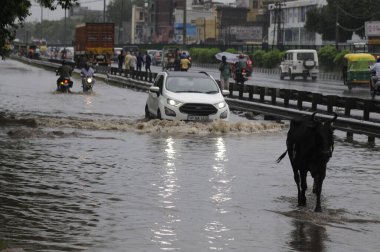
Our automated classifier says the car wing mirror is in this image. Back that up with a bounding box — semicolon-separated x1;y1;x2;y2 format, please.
149;86;160;94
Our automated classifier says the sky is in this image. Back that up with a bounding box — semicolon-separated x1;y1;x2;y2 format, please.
27;0;234;22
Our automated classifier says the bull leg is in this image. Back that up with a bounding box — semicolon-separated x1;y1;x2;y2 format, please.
313;170;326;212
293;169;302;205
299;170;308;206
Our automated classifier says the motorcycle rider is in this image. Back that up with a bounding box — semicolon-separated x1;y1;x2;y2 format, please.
235;54;247;84
56;60;73;92
80;62;96;90
370;56;380;91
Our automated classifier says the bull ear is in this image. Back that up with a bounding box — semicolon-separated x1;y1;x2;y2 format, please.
311;112;317;121
331;112;338;123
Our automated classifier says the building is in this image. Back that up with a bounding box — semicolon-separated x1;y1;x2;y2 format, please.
268;0;327;46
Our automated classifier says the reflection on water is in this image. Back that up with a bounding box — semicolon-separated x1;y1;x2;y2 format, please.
205;137;234;250
151;137;180;250
288;219;327;252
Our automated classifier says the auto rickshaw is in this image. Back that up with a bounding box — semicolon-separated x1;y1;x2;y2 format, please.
343;53;376;90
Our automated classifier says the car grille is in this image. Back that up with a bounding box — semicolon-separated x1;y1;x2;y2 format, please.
179;103;218;116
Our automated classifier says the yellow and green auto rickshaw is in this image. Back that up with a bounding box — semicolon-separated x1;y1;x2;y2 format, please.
343;53;376;90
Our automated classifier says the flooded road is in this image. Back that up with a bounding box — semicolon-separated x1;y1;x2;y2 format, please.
1;59;379;252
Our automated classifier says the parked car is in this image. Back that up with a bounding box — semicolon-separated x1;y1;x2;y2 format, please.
279;49;319;80
145;71;230;121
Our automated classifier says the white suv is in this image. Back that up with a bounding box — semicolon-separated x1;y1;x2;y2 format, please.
279;49;319;81
145;71;230;121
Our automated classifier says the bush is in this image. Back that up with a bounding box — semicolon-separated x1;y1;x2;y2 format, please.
252;50;265;67
189;47;221;63
318;45;338;71
334;49;350;69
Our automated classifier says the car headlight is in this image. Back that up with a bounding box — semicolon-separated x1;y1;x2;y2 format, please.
215;101;226;109
167;98;182;107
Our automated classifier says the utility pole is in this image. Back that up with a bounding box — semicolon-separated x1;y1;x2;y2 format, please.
40;5;43;39
104;0;106;23
335;3;339;49
183;0;187;49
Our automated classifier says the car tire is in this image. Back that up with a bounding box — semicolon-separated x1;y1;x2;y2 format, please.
312;76;317;81
145;104;150;119
157;109;162;120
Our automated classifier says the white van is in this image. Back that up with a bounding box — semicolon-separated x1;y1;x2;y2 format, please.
279;49;319;80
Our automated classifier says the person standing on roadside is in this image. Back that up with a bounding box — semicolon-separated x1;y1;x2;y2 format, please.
124;51;132;77
118;50;124;75
180;54;191;72
218;55;231;90
145;51;152;73
136;52;144;71
130;52;137;71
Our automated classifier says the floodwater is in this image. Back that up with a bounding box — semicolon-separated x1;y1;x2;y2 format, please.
0;59;379;252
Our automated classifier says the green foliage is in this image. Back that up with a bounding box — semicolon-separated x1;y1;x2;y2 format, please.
334;49;351;67
305;0;380;41
225;48;237;53
318;45;338;71
190;48;221;63
0;239;8;250
251;49;284;68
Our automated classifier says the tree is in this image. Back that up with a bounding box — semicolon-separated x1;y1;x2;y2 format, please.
0;0;78;59
305;0;380;42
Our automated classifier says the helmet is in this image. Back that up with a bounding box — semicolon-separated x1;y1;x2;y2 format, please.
222;55;227;61
85;62;90;69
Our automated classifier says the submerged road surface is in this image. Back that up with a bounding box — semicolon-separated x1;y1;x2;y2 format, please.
0;59;379;252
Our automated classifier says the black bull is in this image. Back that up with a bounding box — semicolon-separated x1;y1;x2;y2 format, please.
277;112;337;212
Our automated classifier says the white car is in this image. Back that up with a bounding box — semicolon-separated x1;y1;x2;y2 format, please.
145;71;230;121
279;49;319;81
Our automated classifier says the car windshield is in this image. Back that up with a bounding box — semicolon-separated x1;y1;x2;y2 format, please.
166;76;220;94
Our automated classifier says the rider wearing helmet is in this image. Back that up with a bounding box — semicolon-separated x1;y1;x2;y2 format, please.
56;60;73;91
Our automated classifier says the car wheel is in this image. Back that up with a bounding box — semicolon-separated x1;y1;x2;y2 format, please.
157;109;162;120
312;76;317;81
303;74;307;81
145;104;150;119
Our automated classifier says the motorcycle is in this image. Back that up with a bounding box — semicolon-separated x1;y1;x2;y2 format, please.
56;70;73;93
81;74;95;93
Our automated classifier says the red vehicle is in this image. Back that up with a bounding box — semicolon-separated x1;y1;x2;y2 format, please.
231;54;253;82
74;23;114;67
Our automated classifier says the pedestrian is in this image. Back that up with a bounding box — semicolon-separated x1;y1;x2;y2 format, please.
218;55;231;91
118;50;124;75
124;51;132;77
130;52;137;71
145;51;152;73
180;55;191;72
136;52;144;72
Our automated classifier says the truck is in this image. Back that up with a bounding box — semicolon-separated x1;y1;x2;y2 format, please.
74;23;114;68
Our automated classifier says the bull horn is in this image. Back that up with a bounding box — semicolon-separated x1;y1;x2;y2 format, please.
331;112;338;122
311;112;317;121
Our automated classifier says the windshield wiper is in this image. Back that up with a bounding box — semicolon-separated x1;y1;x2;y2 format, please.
205;91;218;94
176;90;203;93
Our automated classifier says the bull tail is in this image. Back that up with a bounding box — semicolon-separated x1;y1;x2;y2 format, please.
276;150;288;163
